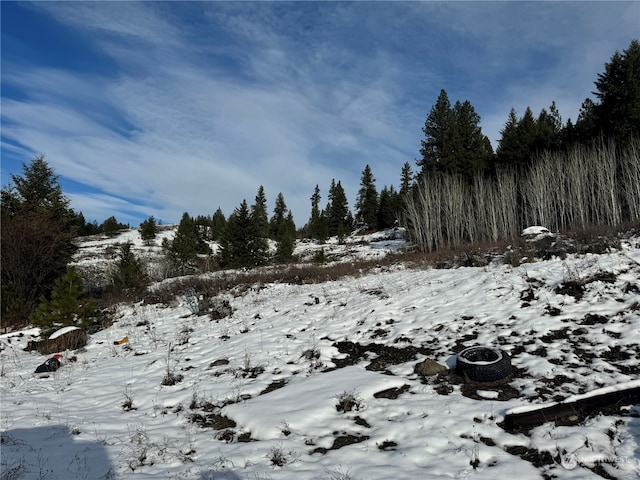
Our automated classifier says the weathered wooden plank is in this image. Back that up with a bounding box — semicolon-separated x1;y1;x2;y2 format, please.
503;384;640;432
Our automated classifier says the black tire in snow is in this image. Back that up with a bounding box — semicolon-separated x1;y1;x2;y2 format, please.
456;346;512;383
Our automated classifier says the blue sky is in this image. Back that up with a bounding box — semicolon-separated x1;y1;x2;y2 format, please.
1;1;638;227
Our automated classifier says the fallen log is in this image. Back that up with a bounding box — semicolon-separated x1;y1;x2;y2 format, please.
24;326;87;355
503;380;640;432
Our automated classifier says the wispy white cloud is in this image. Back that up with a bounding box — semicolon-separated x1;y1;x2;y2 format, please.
2;1;638;226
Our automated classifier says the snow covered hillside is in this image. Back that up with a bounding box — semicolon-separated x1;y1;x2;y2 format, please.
1;229;639;479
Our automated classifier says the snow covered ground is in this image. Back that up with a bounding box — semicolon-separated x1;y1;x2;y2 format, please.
1;228;639;479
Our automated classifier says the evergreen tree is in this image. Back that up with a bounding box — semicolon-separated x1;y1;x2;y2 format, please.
326;180;350;237
307;185;328;241
573;98;600;144
592;39;640;144
495;108;522;168
251;186;269;239
218;200;268;268
268;192;297;261
517;107;538;158
194;214;213;240
450;99;494;176
377;185;398;229
419;89;454;176
112;243;147;292
5;154;71;220
69;215;100;237
101;216;127;236
211;207;227;241
164;212;211;274
139;216;158;246
399;162;413;196
355;164;379;229
269;192;288;240
1;156;76;328
31;266;97;329
275;211;296;262
418;89;492;178
496;103;564;169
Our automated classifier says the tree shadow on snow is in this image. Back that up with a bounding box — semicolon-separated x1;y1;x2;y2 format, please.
0;425;114;479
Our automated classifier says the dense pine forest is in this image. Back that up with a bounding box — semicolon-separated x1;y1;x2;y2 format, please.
2;40;639;331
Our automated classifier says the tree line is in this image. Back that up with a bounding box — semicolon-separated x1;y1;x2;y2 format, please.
1;40;638;330
405;39;640;250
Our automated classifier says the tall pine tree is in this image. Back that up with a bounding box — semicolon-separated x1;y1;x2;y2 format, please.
377;185;398;229
270;192;297;262
326;180;350;238
399;162;413;196
211;207;227;241
592;39;640;144
275;211;296;262
1;155;77;328
419;89;454;176
251;186;269;239
418;89;492;179
269;192;288;240
218;200;268;268
164;212;211;275
355;164;379;229
307;185;328;241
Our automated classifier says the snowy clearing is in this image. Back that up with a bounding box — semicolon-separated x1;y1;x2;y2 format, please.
1;228;639;479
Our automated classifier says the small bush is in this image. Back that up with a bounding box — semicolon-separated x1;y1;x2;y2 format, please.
267;445;300;466
161;371;184;386
335;389;363;413
30;266;99;329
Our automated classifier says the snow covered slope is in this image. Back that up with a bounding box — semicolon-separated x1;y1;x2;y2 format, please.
1;232;639;479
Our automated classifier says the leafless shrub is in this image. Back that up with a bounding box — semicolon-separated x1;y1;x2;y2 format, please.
161;344;184;386
122;391;136;411
267;445;299;467
335;389;363;413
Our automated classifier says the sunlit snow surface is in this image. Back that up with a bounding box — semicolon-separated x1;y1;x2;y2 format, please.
1;228;639;479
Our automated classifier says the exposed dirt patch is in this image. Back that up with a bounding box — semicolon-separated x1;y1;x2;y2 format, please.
460;381;520;401
370;328;388;339
373;384;411;399
353;416;371;428
209;358;230;368
555;280;585;300
434;382;454;395
623;282;640;294
600;345;632;361
529;345;547;356
331;341;434;371
504;445;556;468
539;374;574;389
544;305;562;316
260;379;287;395
214;429;255;443
428;373;456;395
241;366;266;379
190;413;236;430
540;327;570;343
377;440;398;451
311;433;370;454
614;363;640;375
581;313;609;325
